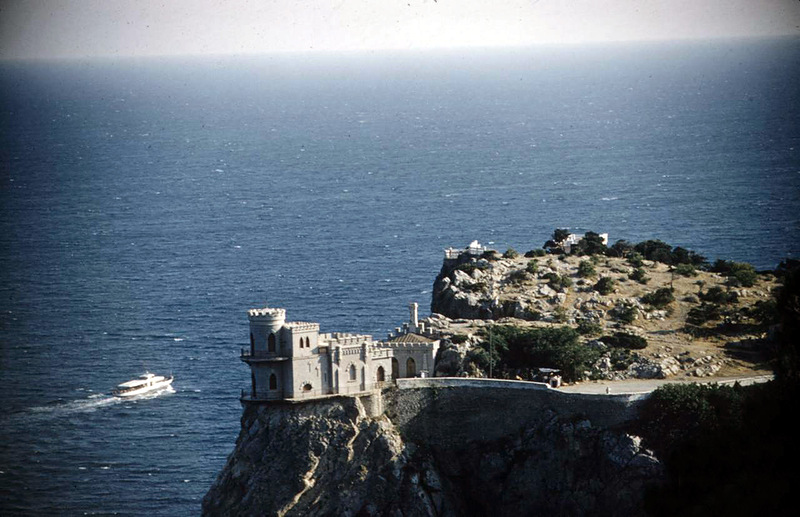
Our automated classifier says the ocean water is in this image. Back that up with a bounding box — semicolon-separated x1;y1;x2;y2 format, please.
1;38;798;515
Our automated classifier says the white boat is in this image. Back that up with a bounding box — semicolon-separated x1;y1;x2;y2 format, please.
113;373;174;397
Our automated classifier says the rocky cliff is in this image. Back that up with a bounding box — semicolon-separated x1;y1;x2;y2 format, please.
203;390;661;516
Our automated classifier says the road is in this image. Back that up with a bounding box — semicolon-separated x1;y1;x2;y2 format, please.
557;374;774;395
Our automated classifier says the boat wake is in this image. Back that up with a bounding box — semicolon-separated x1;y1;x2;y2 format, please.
22;385;175;419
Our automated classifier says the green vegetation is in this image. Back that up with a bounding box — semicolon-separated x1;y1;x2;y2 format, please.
507;270;529;284
577;260;597;278
454;262;488;275
524;248;546;258
576;319;603;336
613;303;638;324
481;250;500;261
552;306;568;323
628;267;649;284
594;276;616;295
699;286;738;304
686;302;722;325
641;287;675;309
544;272;573;291
674;263;698;277
627;252;644;268
633;382;800;516
607;239;633;258
503;248;519;259
472;325;600;382
525;259;539;274
450;334;469;344
601;332;648;350
573;231;608;256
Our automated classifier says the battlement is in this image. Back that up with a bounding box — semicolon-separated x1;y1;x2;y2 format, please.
321;332;373;346
284;322;320;331
247;307;286;321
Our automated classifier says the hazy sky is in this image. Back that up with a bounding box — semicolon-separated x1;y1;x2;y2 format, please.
1;0;799;59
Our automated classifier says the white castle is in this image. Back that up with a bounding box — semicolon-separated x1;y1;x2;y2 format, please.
241;303;439;402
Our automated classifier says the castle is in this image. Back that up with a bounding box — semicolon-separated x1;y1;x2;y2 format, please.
241;303;439;402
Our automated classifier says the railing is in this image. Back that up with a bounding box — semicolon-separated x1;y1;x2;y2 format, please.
240;389;284;402
240;349;289;361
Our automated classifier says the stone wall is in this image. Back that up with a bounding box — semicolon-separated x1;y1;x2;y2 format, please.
385;378;648;447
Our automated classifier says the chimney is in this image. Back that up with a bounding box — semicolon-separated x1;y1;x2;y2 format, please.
409;302;419;328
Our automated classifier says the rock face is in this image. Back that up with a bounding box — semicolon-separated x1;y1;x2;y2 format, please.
203;391;662;516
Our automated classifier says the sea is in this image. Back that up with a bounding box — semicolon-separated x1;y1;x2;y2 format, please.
1;38;798;515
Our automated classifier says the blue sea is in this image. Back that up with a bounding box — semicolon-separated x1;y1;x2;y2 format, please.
1;38;799;515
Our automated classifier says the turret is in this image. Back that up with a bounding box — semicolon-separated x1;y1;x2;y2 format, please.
248;307;286;353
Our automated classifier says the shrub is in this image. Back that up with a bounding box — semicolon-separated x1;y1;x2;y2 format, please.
712;260;758;287
462;281;488;293
602;332;648;350
545;272;573;291
628;252;644;268
481;250;500;261
526;259;539;274
553;306;569;323
594;276;616;295
578;260;597;278
525;248;546;258
573;231;608;256
674;263;698;277
503;248;519;259
450;334;469;344
642;288;675;309
749;299;778;326
629;267;649;284
687;302;722;325
577;320;603;336
508;270;529;284
455;262;488;275
699;286;738;304
614;303;638;324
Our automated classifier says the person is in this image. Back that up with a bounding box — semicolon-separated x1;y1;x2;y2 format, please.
605;386;611;394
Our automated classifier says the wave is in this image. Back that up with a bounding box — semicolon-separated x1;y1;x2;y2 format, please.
24;385;175;418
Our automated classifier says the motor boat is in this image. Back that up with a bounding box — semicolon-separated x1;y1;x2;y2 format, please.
113;373;173;397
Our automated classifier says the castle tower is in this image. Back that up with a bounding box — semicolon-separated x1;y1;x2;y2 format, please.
409;302;419;329
242;307;288;400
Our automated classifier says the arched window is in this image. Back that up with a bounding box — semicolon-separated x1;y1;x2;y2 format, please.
269;373;277;390
376;366;385;382
349;364;356;381
391;358;399;380
406;358;416;377
303;383;312;392
268;333;276;353
250;333;254;347
305;337;310;348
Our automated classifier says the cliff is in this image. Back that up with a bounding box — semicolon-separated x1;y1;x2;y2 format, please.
202;388;661;516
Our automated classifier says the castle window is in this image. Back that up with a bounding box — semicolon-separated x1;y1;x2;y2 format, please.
305;337;310;348
268;334;276;353
269;374;277;390
349;364;356;381
303;383;312;392
250;333;254;347
406;358;416;377
376;366;385;382
391;358;399;380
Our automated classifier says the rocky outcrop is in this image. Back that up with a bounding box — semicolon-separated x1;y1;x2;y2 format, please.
203;391;662;516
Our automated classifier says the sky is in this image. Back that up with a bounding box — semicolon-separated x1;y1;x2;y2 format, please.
1;0;799;60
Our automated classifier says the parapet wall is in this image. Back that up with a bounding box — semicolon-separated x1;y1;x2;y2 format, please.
385;378;648;448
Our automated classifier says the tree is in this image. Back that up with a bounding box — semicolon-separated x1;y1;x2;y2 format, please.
577;260;597;278
553;228;570;243
608;239;634;258
574;231;608;256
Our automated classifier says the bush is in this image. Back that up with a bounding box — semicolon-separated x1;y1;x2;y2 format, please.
699;286;738;304
508;270;529;284
628;252;644;268
629;267;649;284
578;260;597;278
594;276;616;295
687;302;722;325
525;248;546;258
545;272;573;291
503;248;519;259
455;262;488;275
577;320;603;336
450;334;469;344
573;231;608;256
674;263;698;277
614;303;638;324
525;259;539;274
712;260;758;287
602;332;648;349
553;306;569;323
481;250;500;261
642;287;675;309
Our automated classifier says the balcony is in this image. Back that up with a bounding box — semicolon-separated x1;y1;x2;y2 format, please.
240;348;289;363
240;389;284;402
